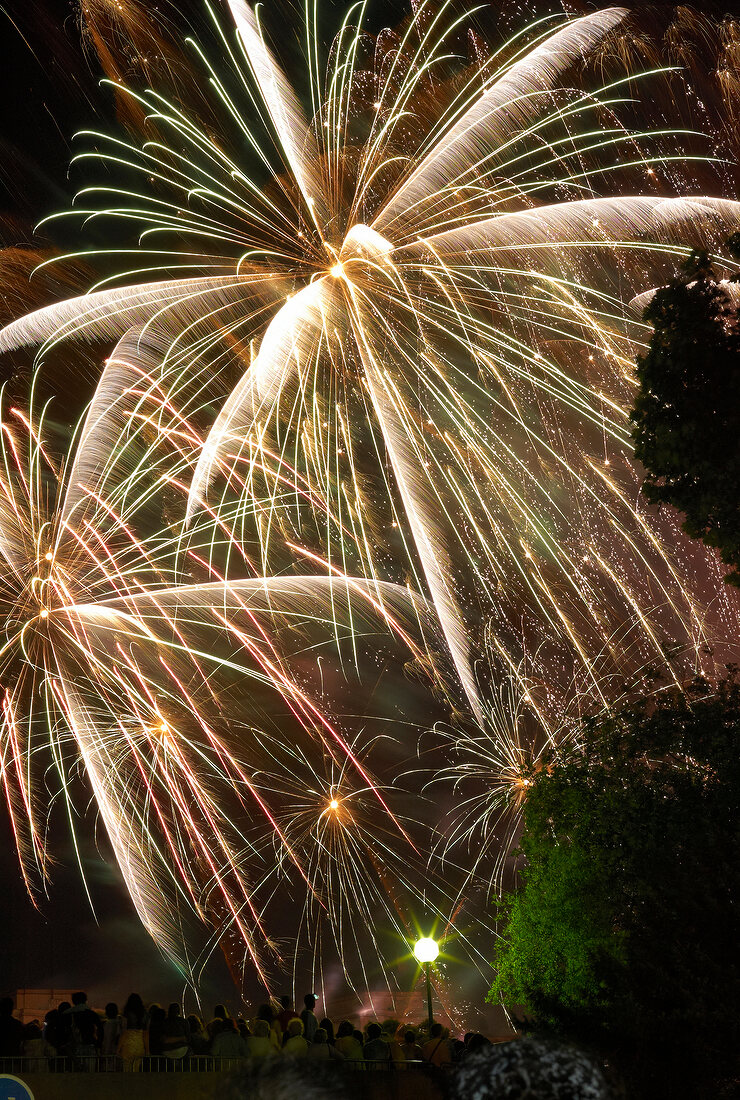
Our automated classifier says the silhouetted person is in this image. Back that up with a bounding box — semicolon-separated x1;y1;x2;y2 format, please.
300;994;318;1043
319;1018;335;1045
43;1007;63;1058
465;1033;491;1057
422;1022;451;1066
22;1022;55;1072
211;1017;248;1061
380;1020;404;1063
400;1029;423;1060
208;1003;230;1039
66;991;100;1070
148;1004;166;1057
0;997;23;1057
101;1002;124;1061
162;1002;190;1060
187;1014;209;1055
51;1001;73;1057
277;995;296;1034
363;1022;390;1063
283;1018;309;1057
308;1028;344;1061
118;993;148;1071
256;1003;281;1052
245;1019;273;1063
335;1021;363;1063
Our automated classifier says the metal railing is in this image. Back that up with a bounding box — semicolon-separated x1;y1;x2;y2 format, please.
0;1054;448;1075
0;1055;251;1074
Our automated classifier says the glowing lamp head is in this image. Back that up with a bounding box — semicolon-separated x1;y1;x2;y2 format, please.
413;936;439;964
329;798;340;811
39;609;49;619
44;552;53;562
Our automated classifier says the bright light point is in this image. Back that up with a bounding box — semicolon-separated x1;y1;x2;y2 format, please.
39;609;48;619
330;263;344;279
44;552;52;561
329;798;339;811
413;937;439;964
373;101;381;109
159;722;169;734
604;458;610;466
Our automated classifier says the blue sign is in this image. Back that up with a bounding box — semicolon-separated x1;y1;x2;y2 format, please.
0;1076;34;1100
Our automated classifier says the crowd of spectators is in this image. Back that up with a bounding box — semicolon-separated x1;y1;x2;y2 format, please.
0;992;492;1073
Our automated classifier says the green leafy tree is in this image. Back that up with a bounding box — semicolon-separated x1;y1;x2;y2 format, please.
630;242;740;585
490;675;740;1099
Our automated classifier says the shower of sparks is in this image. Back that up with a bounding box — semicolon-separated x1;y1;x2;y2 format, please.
0;366;452;992
1;0;740;998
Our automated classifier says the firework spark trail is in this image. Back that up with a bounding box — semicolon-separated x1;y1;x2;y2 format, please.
0;362;449;989
0;3;738;740
423;667;551;896
1;0;740;1001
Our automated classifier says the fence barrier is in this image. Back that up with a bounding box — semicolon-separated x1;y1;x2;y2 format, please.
0;1054;450;1075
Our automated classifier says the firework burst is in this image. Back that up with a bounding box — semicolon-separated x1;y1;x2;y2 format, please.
1;0;740;1004
0;356;447;992
2;1;739;736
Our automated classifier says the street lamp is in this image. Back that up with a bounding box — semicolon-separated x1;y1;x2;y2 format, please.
413;936;439;1031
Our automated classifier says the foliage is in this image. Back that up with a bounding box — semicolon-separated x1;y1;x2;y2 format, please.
631;242;740;585
490;674;740;1099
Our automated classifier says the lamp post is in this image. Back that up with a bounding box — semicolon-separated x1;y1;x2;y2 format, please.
413;936;439;1031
